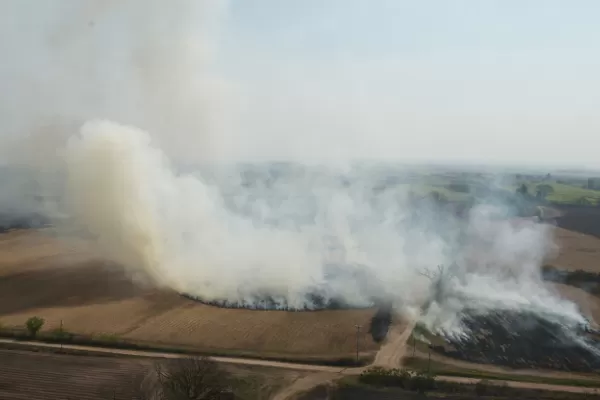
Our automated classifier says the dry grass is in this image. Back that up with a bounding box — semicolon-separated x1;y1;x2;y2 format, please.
549;227;600;272
0;229;380;360
551;283;600;328
124;301;376;355
7;221;599;363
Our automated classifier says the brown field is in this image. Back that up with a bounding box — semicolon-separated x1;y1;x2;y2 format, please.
549;227;600;272
551;283;600;328
0;349;146;400
546;206;600;272
2;207;600;364
554;206;600;239
0;230;380;360
0;348;298;400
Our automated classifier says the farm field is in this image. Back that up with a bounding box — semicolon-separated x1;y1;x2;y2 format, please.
546;204;600;272
547;226;600;272
0;230;380;361
2;204;600;368
552;283;600;327
518;182;600;205
554;206;600;239
0;349;147;400
0;348;298;400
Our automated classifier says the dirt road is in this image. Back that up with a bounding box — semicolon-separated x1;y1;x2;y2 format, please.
414;349;600;382
0;338;342;372
438;375;600;394
272;373;339;400
372;320;416;368
271;320;417;399
1;336;598;399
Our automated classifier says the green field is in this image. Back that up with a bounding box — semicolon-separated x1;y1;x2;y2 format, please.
517;182;600;205
418;172;600;206
404;183;471;202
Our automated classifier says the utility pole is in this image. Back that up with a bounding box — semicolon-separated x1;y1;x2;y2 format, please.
355;324;362;365
428;345;432;374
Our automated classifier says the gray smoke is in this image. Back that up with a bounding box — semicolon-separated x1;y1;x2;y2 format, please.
0;0;591;340
63;119;587;333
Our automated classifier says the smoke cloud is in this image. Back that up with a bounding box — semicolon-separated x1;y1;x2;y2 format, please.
0;0;594;341
62;118;587;336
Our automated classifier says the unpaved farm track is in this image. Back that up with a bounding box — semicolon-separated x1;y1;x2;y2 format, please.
1;333;597;400
414;349;600;382
272;373;340;400
372;320;415;368
4;227;600;398
274;318;417;399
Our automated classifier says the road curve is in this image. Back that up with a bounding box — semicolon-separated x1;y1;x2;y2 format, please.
0;337;598;396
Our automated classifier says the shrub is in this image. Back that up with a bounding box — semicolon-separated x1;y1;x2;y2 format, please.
25;316;45;338
447;182;470;193
94;333;120;343
359;367;436;392
475;379;509;397
48;328;73;342
475;379;491;396
409;372;436;393
155;356;232;399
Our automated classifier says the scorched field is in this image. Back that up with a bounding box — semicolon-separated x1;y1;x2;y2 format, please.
0;229;380;362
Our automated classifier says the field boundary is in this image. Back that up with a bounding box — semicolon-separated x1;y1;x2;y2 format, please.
338;374;600;399
403;355;600;388
0;337;347;372
0;327;374;367
2;336;599;395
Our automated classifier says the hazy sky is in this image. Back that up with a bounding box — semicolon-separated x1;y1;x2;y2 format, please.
219;1;600;166
1;1;599;167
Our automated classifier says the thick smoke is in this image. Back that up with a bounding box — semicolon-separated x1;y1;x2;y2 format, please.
0;0;593;340
63;119;587;335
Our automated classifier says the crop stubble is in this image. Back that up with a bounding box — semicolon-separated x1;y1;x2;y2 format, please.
4;222;599;360
0;230;379;358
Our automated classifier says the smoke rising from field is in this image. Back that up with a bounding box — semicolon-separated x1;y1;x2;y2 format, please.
0;0;594;341
63;118;589;338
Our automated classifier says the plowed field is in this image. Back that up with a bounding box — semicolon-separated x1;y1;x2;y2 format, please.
0;349;147;400
549;227;600;272
0;348;299;400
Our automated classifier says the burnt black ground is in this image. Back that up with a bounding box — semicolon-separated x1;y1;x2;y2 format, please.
436;309;600;372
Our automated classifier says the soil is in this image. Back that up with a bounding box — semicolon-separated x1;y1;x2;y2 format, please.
434;309;600;373
0;229;380;359
554;206;600;239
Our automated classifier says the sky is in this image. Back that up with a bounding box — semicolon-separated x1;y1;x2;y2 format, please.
1;0;600;168
218;0;600;167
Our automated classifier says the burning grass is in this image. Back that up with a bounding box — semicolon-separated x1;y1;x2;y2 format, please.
0;230;382;362
425;309;600;373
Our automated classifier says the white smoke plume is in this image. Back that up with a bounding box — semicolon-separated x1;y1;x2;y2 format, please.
62;119;588;337
0;0;592;340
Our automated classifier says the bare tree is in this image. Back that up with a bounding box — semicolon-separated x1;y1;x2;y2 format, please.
418;264;445;280
100;368;161;400
419;265;447;305
104;357;233;400
130;369;162;400
155;357;232;400
419;263;464;314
